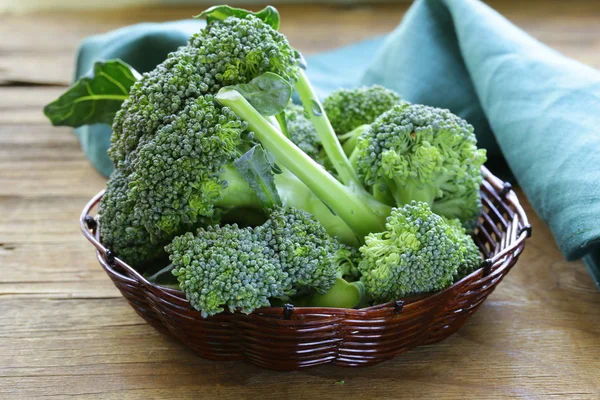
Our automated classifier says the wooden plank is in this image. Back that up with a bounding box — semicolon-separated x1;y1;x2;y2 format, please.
0;4;410;85
3;1;600;85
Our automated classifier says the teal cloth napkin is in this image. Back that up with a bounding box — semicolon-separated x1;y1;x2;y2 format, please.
73;0;600;285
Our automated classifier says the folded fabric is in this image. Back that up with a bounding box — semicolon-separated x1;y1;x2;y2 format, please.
72;0;600;285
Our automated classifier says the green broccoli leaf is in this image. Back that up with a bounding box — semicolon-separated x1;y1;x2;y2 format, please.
195;5;280;30
43;59;140;128
234;144;282;208
225;72;292;117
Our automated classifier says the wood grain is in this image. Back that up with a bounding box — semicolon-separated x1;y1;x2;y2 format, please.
1;1;599;399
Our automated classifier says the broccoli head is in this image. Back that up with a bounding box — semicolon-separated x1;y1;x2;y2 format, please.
167;206;341;317
109;14;300;170
354;103;487;224
99;170;156;265
258;207;339;294
358;201;480;302
284;103;322;163
168;225;286;318
99;95;260;267
323;85;404;135
444;217;482;277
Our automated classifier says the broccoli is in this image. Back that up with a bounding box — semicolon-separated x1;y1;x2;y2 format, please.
168;206;357;317
109;14;300;171
101;93;358;267
353;103;487;224
218;87;391;239
258;207;340;293
99;96;259;267
357;201;481;302
323;85;404;135
444;217;482;277
217;85;485;305
99;13;362;267
46;5;489;316
284;103;322;162
322;86;405;157
168;226;284;317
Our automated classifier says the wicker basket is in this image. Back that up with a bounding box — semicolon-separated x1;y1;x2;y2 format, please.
80;166;531;370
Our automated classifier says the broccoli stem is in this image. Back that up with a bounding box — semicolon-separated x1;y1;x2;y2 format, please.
339;124;368;156
387;178;437;207
293;70;360;187
293;277;366;308
145;263;175;284
216;88;388;239
215;166;264;209
217;161;360;245
274;168;360;246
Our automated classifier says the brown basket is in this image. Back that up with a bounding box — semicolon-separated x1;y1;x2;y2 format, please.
80;166;530;370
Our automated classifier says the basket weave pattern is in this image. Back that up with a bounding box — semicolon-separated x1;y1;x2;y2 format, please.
81;167;530;370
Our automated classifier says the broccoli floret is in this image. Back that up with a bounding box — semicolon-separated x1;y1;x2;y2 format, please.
323;85;404;135
191;16;299;88
130;96;249;234
258;207;339;293
167;206;341;317
99;170;156;265
99;96;259;267
284;103;322;162
109;47;207;169
358;201;474;302
168;226;287;318
354;103;487;224
294;243;367;309
444;217;482;277
109;14;301;171
333;243;362;281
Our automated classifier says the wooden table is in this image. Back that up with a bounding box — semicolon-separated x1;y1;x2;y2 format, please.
1;1;599;399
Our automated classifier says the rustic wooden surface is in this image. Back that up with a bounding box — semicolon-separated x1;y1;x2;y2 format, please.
1;1;599;399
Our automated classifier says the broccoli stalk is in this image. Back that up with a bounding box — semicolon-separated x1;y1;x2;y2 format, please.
293;277;366;308
216;88;390;239
220;160;360;246
214;166;264;209
273;168;360;246
338;124;368;156
293;70;361;187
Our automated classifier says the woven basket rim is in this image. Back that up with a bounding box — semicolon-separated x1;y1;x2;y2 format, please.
80;166;531;317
